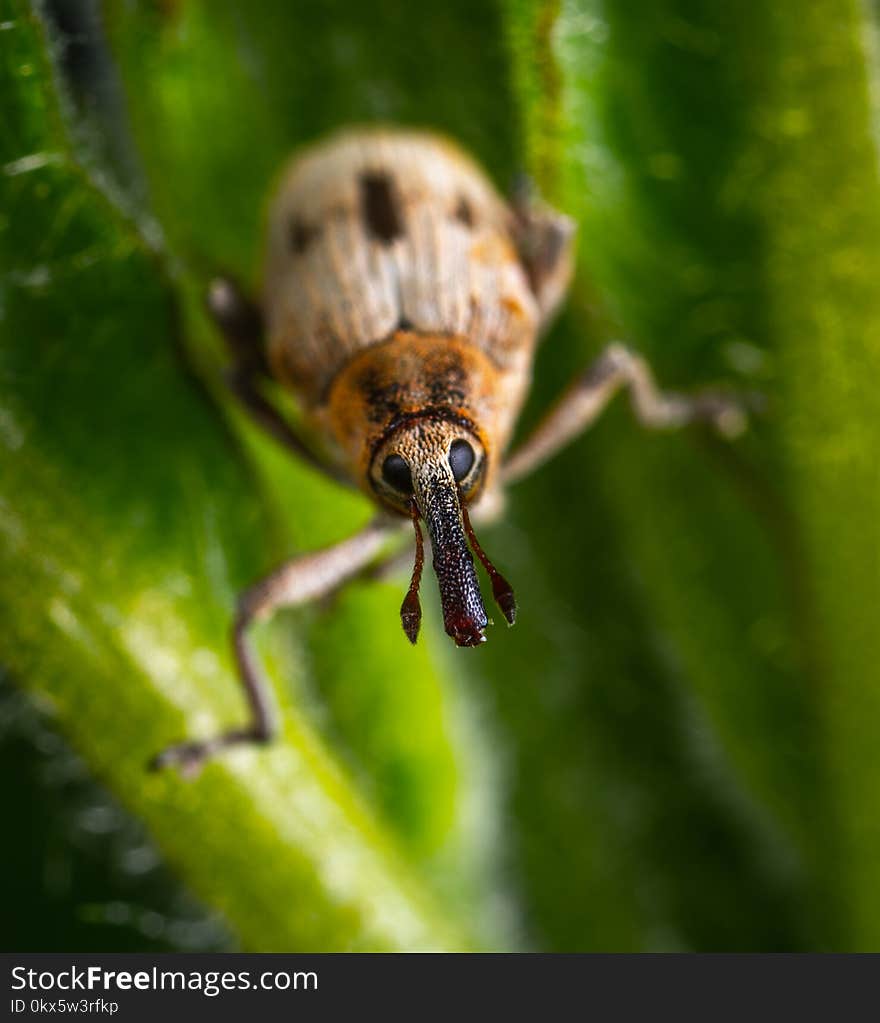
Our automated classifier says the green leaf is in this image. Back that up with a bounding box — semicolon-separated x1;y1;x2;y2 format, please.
504;0;880;949
0;0;478;951
7;0;880;953
755;2;880;950
97;0;520;946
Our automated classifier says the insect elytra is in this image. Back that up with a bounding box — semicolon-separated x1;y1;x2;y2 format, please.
153;126;746;774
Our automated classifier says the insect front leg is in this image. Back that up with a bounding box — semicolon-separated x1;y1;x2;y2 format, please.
502;343;748;485
207;277;347;485
151;518;399;776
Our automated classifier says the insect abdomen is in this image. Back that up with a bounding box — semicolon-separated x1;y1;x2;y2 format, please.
262;128;539;406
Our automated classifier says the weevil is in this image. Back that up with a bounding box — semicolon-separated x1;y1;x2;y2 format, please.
153;127;745;773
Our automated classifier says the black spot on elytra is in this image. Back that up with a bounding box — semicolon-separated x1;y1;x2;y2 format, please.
289;216;319;254
453;195;474;228
359;172;404;244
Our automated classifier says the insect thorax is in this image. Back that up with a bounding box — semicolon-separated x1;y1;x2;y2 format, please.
319;330;515;495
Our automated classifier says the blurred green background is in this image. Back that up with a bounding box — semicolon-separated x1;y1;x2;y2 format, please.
3;0;879;951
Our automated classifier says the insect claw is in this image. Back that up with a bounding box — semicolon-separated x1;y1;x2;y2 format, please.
690;392;751;439
150;723;271;777
149;741;208;778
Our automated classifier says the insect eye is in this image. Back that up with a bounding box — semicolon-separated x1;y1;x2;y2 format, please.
449;440;475;482
382;453;413;493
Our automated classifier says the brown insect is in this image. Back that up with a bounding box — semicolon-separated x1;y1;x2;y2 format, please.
153;127;745;774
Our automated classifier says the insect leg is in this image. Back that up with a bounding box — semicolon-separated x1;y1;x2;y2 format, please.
208;277;348;485
151;518;399;775
511;177;577;329
502;342;747;485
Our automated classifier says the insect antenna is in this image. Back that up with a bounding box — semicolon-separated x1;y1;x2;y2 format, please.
460;497;517;625
400;498;425;643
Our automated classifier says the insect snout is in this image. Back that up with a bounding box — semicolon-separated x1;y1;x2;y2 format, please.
370;419;515;647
